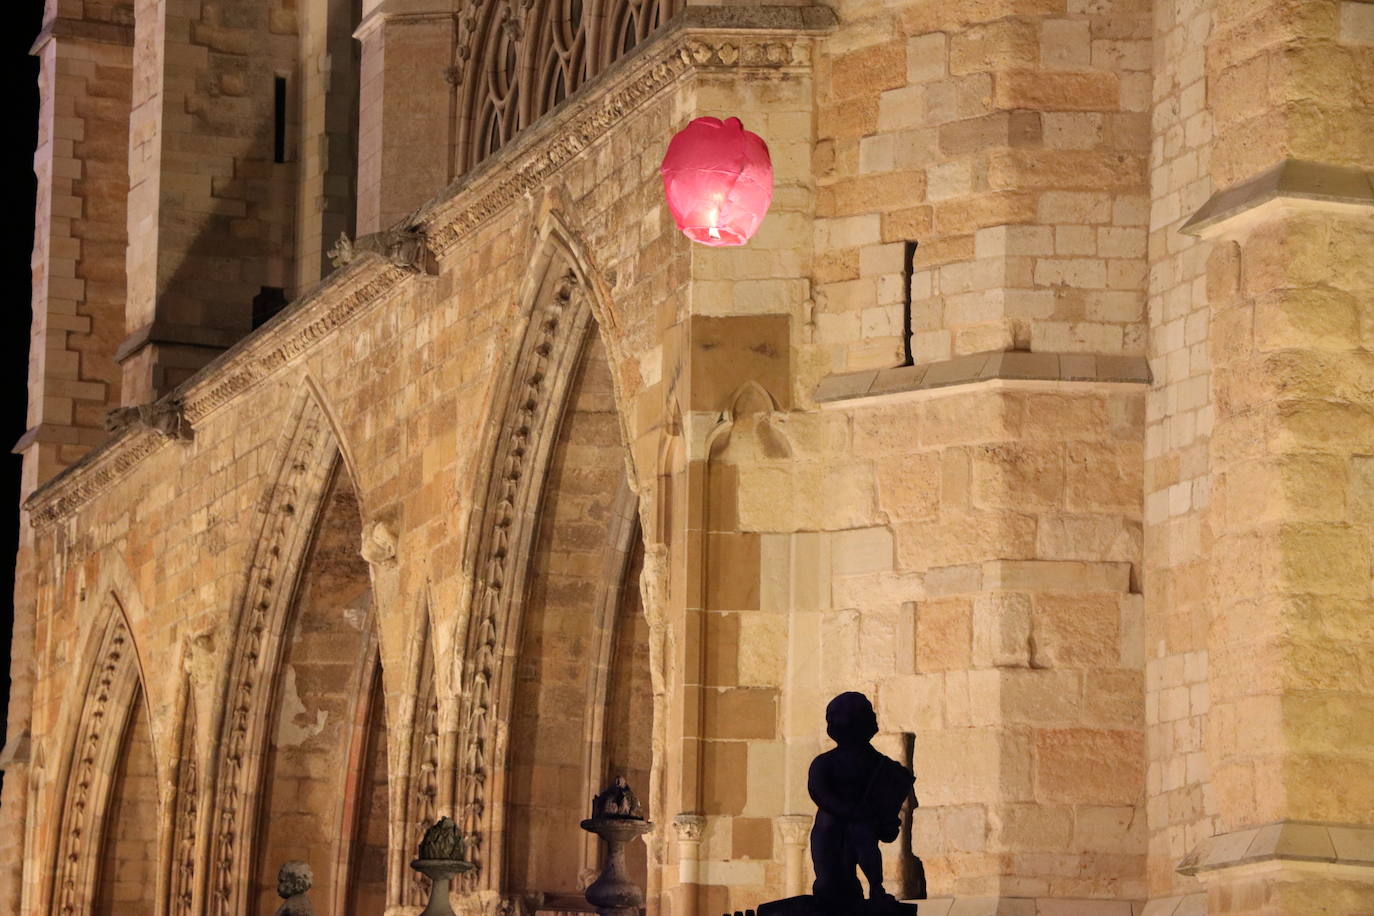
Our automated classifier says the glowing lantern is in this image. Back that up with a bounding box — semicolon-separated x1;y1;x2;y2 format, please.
660;116;774;247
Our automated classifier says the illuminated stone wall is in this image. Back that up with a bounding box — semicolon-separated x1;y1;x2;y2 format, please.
4;2;1374;915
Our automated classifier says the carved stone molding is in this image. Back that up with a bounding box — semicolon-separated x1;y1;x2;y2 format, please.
51;611;142;916
25;257;409;531
169;702;199;916
404;630;441;908
456;266;594;892
207;397;341;916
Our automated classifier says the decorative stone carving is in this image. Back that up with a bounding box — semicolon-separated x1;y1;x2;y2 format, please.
329;228;431;273
52;610;141;916
456;267;590;889
104;399;192;440
273;861;313;915
581;777;653;916
452;0;683;173
169;701;199;916
208;398;340;916
360;519;399;567
406;636;441;907
671;812;705;843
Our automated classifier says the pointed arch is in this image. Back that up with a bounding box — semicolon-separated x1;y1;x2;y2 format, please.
454;226;653;905
205;388;341;916
48;596;156;916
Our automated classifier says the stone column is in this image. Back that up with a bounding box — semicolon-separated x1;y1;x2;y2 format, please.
1174;2;1374;911
354;0;453;235
777;815;812;898
671;813;705;915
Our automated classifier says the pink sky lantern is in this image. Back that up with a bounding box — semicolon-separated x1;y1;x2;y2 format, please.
660;116;774;247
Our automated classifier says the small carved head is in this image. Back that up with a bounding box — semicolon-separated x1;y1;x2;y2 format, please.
276;861;313;899
825;691;879;746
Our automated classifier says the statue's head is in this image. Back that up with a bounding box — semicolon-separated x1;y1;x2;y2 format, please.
825;691;878;746
276;861;312;899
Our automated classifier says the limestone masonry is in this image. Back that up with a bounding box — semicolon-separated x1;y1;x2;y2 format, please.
6;0;1374;914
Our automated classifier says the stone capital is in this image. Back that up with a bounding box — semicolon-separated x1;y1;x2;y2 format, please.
671;813;705;844
777;814;811;846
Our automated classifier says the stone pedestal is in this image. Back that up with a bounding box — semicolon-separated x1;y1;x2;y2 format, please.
581;817;654;916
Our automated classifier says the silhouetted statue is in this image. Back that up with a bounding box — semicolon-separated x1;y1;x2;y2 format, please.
758;692;916;916
809;692;914;909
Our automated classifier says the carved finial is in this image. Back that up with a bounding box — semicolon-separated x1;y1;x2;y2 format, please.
590;775;645;820
418;816;468;862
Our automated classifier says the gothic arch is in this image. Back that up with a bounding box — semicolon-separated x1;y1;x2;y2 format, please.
454;235;652;906
204;389;342;915
47;596;157;916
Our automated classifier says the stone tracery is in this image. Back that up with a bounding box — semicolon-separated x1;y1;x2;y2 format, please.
452;0;683;174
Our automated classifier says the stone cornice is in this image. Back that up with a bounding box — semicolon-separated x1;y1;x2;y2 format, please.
23;7;834;531
30;16;135;54
1179;820;1374;877
814;351;1152;407
1181;159;1374;238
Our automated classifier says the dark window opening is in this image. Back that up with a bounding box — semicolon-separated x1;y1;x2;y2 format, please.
252;286;289;329
273;76;288;164
902;240;918;367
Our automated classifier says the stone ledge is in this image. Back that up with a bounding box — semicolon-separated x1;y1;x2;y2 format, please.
29;16;135;53
11;422;108;455
814;351;1151;406
1180;159;1374;238
1140;894;1205;916
1178;820;1374;876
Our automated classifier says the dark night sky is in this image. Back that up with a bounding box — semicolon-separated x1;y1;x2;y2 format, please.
1;1;44;759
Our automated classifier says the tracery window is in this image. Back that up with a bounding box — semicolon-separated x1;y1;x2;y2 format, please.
453;0;683;174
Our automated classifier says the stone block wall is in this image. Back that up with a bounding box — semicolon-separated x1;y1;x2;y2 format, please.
1142;0;1216;909
123;0;303;402
21;7;133;493
7;2;1374;915
812;0;1152;373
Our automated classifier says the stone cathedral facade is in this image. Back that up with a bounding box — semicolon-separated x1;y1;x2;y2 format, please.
5;0;1374;914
